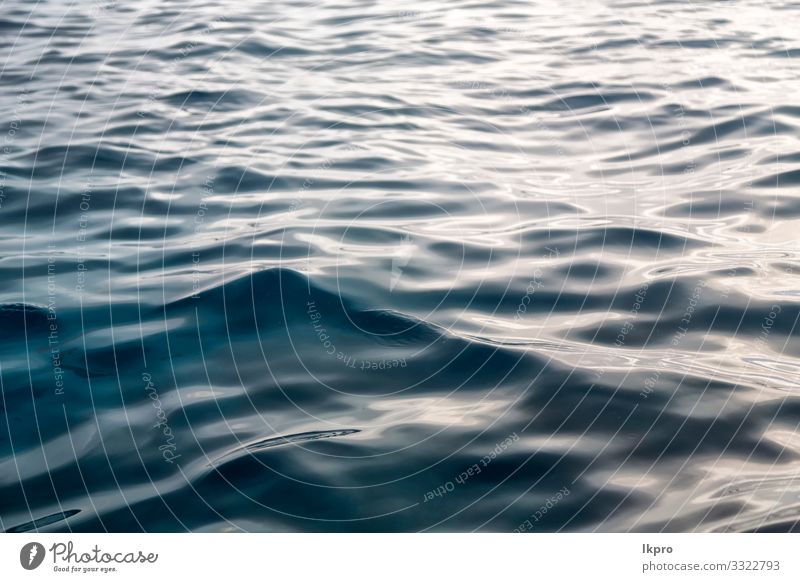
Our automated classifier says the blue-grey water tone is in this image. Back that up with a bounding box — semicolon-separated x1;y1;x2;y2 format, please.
2;0;800;532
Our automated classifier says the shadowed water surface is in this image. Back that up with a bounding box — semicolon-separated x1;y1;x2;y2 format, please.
2;0;800;532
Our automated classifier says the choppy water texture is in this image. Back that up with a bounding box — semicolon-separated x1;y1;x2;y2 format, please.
2;0;800;533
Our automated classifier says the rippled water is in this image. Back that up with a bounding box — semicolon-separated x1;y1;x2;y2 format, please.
2;0;800;532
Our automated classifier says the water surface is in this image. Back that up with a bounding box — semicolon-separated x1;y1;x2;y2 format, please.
2;0;800;532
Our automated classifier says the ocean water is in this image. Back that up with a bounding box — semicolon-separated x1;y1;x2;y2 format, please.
2;0;800;533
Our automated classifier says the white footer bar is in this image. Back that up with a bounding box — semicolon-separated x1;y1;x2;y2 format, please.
1;534;796;580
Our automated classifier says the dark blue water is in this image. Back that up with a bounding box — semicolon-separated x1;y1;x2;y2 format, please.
2;0;800;532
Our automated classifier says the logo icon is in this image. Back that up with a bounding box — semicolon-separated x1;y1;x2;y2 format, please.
389;233;414;292
20;542;46;570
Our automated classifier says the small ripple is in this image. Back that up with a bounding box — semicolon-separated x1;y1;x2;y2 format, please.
4;509;82;533
209;429;361;467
